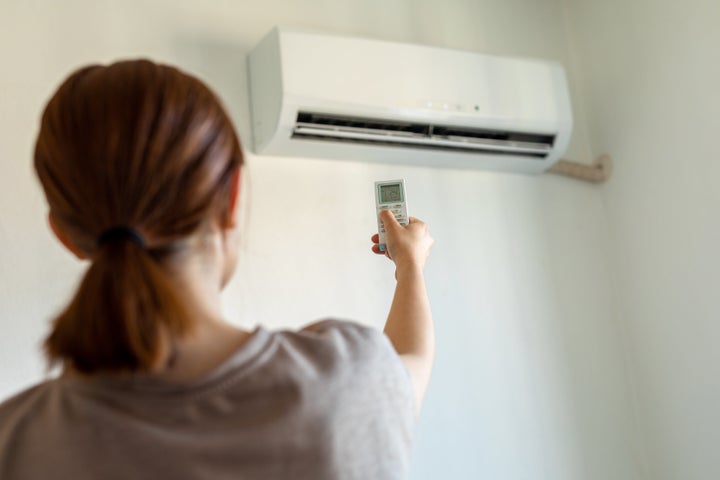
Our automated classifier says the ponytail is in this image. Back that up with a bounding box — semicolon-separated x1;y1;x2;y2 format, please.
45;238;193;373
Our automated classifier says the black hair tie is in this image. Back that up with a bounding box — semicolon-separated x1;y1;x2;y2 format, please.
97;226;146;248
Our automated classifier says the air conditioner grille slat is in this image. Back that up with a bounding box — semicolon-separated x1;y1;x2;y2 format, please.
295;122;425;139
292;112;554;159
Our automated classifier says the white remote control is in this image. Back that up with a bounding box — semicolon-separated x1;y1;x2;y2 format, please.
375;179;409;252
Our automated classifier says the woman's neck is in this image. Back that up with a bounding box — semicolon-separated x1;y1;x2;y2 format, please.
150;230;250;382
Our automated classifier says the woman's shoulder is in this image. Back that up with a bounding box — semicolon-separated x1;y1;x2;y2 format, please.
297;318;386;345
0;379;57;442
272;319;413;394
278;319;396;366
0;381;52;416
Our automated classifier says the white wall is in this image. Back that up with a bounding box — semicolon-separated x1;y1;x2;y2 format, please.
563;1;720;479
0;1;639;479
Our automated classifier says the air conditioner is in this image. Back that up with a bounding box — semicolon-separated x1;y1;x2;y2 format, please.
247;27;573;174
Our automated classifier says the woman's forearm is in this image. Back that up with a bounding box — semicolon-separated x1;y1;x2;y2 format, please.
384;265;434;356
384;264;435;410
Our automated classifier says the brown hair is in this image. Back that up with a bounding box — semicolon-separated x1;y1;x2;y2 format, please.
34;59;244;374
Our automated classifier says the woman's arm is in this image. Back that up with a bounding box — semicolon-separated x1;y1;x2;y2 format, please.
372;210;434;413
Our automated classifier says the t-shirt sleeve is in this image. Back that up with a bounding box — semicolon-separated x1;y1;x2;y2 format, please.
296;319;417;478
299;319;415;398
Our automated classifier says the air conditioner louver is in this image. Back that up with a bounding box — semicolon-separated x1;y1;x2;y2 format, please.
293;112;554;158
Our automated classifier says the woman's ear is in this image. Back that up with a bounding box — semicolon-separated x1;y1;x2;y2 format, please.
225;166;242;229
48;214;88;260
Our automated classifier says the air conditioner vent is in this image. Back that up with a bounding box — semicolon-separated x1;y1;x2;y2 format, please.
296;112;429;136
293;112;554;159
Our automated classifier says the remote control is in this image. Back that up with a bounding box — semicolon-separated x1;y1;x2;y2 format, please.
375;179;409;252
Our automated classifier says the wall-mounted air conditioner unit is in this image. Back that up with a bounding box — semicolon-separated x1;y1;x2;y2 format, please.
247;27;573;174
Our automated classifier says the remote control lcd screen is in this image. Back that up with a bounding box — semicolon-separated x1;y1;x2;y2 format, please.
380;184;403;204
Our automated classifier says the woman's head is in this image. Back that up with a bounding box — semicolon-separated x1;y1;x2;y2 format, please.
35;59;244;374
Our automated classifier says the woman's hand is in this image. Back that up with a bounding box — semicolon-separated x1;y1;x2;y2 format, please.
371;210;433;273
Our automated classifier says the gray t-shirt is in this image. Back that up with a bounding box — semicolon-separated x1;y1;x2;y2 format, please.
0;320;416;479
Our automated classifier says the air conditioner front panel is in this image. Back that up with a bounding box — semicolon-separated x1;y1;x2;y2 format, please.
279;31;564;128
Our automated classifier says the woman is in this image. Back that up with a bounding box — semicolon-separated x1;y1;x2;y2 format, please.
0;59;434;479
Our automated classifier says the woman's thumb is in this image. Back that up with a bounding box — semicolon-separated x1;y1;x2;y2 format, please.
380;209;401;231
